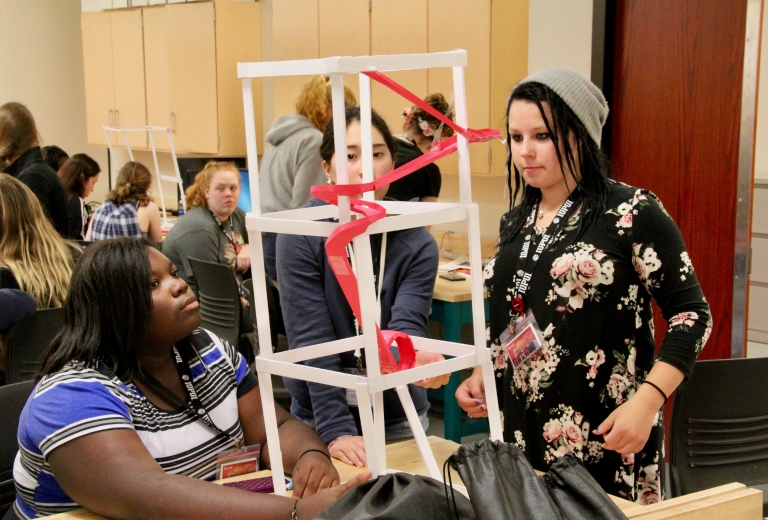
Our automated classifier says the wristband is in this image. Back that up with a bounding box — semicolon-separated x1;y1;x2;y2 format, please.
643;380;668;404
291;499;299;520
299;448;332;462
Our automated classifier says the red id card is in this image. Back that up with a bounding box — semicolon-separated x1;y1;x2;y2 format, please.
499;309;545;369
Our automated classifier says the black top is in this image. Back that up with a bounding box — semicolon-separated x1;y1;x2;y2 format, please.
3;147;69;236
66;195;86;240
487;181;711;503
0;288;36;332
386;138;441;202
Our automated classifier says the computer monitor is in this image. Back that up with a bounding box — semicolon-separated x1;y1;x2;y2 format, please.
238;168;252;213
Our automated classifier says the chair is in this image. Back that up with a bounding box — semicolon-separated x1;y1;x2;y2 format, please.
0;380;35;516
188;257;242;347
6;308;65;384
670;357;768;515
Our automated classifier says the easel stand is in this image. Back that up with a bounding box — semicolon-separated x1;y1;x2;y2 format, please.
102;125;185;228
239;50;503;496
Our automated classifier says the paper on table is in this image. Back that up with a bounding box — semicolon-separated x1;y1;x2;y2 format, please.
438;256;470;272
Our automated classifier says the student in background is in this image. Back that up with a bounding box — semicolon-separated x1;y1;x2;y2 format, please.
42;145;69;173
58;153;101;240
259;75;357;285
277;107;448;468
7;238;366;520
0;288;37;386
0;175;75;309
86;161;162;243
0;102;68;236
388;93;455;203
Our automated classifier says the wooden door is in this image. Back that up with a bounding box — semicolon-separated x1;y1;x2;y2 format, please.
167;1;219;154
610;0;748;361
214;1;263;156
143;6;171;151
370;0;428;135
81;11;115;146
270;0;319;127
318;0;370;105
427;0;491;175
110;9;147;149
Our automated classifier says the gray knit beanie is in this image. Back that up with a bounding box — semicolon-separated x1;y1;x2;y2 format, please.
518;67;608;148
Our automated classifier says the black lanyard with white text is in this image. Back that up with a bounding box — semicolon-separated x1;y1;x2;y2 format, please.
511;195;580;317
209;210;242;256
138;340;243;450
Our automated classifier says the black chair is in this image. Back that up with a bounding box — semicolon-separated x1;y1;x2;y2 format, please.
188;257;242;347
6;308;65;384
670;357;768;515
0;380;35;516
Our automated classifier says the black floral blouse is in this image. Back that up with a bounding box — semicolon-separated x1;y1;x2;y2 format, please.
485;181;712;504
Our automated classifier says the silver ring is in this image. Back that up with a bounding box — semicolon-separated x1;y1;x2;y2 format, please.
467;413;473;419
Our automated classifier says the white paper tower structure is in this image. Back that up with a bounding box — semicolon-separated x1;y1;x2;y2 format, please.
240;50;503;496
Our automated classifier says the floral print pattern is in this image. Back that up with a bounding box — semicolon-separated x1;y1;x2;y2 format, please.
487;182;711;504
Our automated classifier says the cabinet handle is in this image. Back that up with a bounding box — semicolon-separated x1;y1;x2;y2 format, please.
108;109;114;127
115;109;119;128
169;111;175;133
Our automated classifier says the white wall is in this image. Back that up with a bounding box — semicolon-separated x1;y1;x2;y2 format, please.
754;0;768;181
528;0;593;77
0;0;110;202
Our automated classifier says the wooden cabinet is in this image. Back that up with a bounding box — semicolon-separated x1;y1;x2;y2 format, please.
82;1;261;155
82;9;147;148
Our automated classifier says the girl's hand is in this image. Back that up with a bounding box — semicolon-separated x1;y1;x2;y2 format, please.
328;436;367;467
455;369;487;418
412;351;450;389
593;385;664;454
296;471;371;519
291;450;340;499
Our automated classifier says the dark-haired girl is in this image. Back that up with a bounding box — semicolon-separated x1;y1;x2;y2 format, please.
58;153;100;240
86;161;162;243
277;107;447;468
7;238;366;520
388;93;455;203
456;68;711;504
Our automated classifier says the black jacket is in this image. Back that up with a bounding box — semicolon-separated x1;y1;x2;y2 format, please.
3;147;69;236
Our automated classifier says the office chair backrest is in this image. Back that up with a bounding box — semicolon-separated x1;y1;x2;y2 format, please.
0;380;35;515
188;257;240;346
670;357;768;513
6;308;65;384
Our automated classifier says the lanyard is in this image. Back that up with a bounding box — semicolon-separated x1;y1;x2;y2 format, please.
137;340;243;451
209;210;242;256
511;195;580;314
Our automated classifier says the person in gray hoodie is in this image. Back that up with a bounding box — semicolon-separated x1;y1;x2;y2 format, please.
259;75;356;283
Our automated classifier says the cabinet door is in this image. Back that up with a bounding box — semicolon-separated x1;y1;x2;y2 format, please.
270;0;319;126
111;9;147;149
143;6;172;151
214;1;262;156
319;0;369;104
81;11;115;146
167;2;219;153
370;0;428;135
428;0;491;175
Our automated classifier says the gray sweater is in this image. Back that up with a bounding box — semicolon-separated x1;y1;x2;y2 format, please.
259;115;324;214
277;198;438;444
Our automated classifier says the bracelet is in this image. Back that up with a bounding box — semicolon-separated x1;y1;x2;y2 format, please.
643;380;668;404
291;499;299;520
299;448;332;462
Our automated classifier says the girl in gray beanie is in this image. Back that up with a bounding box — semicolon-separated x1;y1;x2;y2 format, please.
456;68;711;504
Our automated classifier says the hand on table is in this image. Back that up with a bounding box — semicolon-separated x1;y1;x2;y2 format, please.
296;471;371;519
455;369;487;418
328;436;367;467
412;351;450;389
291;450;340;498
593;388;662;454
236;244;251;273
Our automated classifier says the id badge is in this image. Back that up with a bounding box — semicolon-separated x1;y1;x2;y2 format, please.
342;367;373;407
216;444;261;479
499;309;545;370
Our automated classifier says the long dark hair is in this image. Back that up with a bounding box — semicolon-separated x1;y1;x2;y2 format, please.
319;106;398;163
39;238;153;380
500;82;611;244
58;153;100;199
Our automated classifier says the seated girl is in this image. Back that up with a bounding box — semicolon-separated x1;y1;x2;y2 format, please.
86;161;162;243
277;107;448;468
8;238;367;520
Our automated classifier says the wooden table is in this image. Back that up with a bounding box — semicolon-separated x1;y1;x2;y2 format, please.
42;436;763;519
429;274;490;442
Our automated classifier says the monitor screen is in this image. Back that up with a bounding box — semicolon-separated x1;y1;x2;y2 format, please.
238;168;252;213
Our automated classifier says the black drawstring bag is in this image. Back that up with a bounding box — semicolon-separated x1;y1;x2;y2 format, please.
447;439;627;520
315;472;476;520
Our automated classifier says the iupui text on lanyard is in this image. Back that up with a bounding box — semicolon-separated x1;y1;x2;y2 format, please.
500;195;579;370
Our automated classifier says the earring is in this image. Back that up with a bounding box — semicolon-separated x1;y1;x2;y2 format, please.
327;178;334;185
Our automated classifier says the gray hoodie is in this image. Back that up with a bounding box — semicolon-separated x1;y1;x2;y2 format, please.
259;114;324;214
